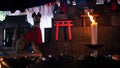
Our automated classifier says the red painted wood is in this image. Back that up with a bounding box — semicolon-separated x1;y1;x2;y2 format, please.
53;20;73;40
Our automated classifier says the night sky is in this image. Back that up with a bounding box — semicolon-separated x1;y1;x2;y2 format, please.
0;0;55;11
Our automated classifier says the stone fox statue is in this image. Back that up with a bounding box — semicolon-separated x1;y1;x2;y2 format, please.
12;12;43;54
12;24;25;53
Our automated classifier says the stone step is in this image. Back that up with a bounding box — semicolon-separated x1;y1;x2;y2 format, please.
0;46;13;50
0;46;42;58
0;46;15;56
0;51;15;56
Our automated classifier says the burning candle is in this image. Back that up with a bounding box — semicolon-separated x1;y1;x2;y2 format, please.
91;22;97;45
88;12;97;45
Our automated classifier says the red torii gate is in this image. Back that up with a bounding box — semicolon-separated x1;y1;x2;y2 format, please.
53;19;73;41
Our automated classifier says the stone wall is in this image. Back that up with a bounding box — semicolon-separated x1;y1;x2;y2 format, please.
44;26;120;57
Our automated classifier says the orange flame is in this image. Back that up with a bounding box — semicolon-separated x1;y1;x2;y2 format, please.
87;12;96;23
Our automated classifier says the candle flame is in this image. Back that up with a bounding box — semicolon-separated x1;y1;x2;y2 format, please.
87;12;96;23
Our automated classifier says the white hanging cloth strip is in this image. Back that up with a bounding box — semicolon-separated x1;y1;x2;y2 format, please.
26;3;54;42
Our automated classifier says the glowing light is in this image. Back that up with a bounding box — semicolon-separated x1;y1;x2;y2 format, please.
87;12;98;45
0;57;10;68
